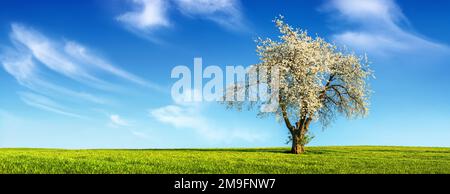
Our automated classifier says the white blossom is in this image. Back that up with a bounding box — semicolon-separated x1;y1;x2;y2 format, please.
223;16;373;153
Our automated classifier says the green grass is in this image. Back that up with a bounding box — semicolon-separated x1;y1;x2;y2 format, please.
0;146;449;174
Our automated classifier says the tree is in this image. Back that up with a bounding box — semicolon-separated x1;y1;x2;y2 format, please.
223;16;373;154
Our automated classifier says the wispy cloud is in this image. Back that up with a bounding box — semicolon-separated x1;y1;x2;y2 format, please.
175;0;245;31
320;0;449;55
117;0;170;30
1;49;109;104
109;114;131;127
64;41;163;91
19;92;84;119
10;24;112;90
1;23;161;119
130;130;150;139
1;49;35;84
116;0;171;42
149;89;265;143
107;113;150;139
9;23;157;90
116;0;246;41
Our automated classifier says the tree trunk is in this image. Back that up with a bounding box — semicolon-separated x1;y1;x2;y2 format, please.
290;133;306;154
291;139;305;154
290;123;309;154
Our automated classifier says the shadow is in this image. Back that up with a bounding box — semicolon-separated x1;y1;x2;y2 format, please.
112;148;291;154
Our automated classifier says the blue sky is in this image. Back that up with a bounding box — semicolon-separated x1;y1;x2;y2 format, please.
0;0;449;148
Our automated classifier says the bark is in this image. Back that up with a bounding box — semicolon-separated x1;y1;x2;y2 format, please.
279;95;312;155
291;138;304;154
290;120;310;154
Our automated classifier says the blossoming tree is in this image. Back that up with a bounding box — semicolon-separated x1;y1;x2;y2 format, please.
224;17;373;154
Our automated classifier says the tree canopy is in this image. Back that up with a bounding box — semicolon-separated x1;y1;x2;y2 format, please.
223;16;373;154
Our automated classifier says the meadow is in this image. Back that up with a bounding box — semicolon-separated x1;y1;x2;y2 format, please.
0;146;449;174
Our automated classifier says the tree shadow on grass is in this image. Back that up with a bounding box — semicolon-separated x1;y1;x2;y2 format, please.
126;148;342;155
172;148;288;154
96;147;342;155
124;148;290;154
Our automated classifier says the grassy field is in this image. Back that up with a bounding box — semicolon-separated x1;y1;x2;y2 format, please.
0;146;449;174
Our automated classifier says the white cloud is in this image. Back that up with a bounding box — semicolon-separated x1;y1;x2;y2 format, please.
64;41;163;91
116;0;245;40
323;0;404;23
117;0;170;31
10;24;107;88
1;49;109;104
149;90;265;143
130;130;150;139
150;105;205;128
107;114;150;139
19;92;84;119
9;23;156;90
109;114;131;127
1;50;35;83
321;0;449;55
1;23;162;119
175;0;245;30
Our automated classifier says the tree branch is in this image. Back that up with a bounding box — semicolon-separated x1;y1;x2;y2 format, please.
319;74;335;100
279;95;294;134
